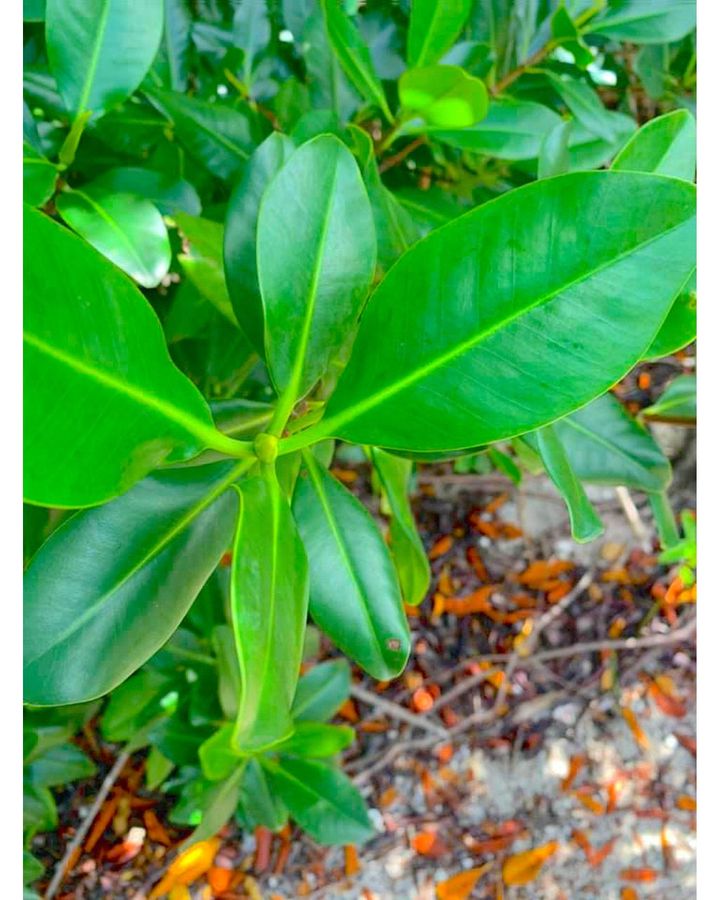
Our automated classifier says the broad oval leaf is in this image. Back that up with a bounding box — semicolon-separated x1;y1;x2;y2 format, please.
24;209;236;508
147;88;268;181
93;166;202;215
612;109;696;181
292;453;410;680
237;758;288;832
549;392;671;491
231;471;309;752
263;756;374;845
407;0;473;68
586;0;696;44
23;462;240;705
56;185;171;288
645;270;696;360
224;132;296;354
257;134;375;399
46;0;164;118
174;213;237;324
291;659;351;723
311;172;696;453
273;722;355;758
399;65;488;129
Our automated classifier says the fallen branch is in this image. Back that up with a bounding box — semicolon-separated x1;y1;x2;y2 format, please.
44;749;131;900
350;684;449;738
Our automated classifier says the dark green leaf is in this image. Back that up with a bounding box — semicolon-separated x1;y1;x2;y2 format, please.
263;756;373;845
231;471;309;751
306;172;695;453
101;670;173;741
237;757;288;831
257;134;375;400
212;624;242;720
407;0;472;67
23;781;57;834
234;0;270;87
146;746;175;789
156;0;193;91
93;166;202;215
27;743;97;787
46;0;164;118
24;463;240;705
291;659;351;722
292;452;410;680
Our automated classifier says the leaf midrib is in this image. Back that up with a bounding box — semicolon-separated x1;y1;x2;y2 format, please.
76;0;112;114
321;214;693;436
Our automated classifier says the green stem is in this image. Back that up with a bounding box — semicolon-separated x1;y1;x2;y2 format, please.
648;490;681;548
58;111;92;169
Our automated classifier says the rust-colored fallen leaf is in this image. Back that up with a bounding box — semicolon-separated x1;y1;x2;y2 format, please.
344;844;360;877
207;864;233;895
379;787;398;808
621;707;650;751
149;838;221;898
572;830;615;867
411;829;447;857
84;791;122;853
638;372;651;390
436;865;491;900
467;835;517;855
516;560;573;588
438;566;455;595
429;535;454;560
466;546;490;581
337;698;359;723
485;493;509;515
442;585;498;617
435;744;454;764
601;568;632;584
546;582;572;603
499;523;523;539
573;791;606;816
144;809;172;847
674;732;696;757
619;867;658;883
676;794;697;811
648;682;687;718
620;889;639;900
358;719;389;733
502;842;559;886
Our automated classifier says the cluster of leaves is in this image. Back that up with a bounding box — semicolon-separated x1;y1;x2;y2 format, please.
23;0;696;871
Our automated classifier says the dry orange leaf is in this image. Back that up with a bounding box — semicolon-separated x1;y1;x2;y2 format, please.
144;809;172;847
437;566;455;595
345;845;360;877
560;755;585;792
379;787;398;808
466;546;490;581
648;682;686;718
84;792;121;853
435;743;454;764
674;732;696;757
442;585;498;617
621;708;650;751
676;794;697;812
620;889;639;900
337;698;360;723
207;865;232;895
516;560;573;587
638;372;651;390
149;838;221;898
429;535;454;560
619;867;658;883
573;791;606;816
502;842;559;886
436;865;491;900
546;582;572;603
411;830;438;856
358;719;389;733
485;493;509;515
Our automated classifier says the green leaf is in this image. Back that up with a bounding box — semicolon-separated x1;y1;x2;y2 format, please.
306;172;695;453
538;119;572;179
263;756;374;845
292;452;410;680
181;768;244;849
224;132;296;354
231;471;309;752
435;98;561;159
319;0;393;122
212;624;242;720
643;374;696;423
586;0;696;44
291;659;351;723
274;723;354;758
155;0;193;91
407;0;472;68
23;781;57;835
547;73;635;145
92;166;202;215
371;448;430;607
45;0;164;118
399;65;488;129
147;88;268;181
23;462;240;705
27;743;97;787
234;0;270;87
23;142;58;207
535;424;604;543
645;270;696;359
199;723;242;781
24;0;46;22
257;134;375;401
566;114;637;170
550;2;593;67
649;490;681;549
24;209;237;508
237;758;288;832
549;393;671;492
23;852;44;887
146;745;175;790
101;670;173;741
56;185;171;288
612;109;696;181
302;8;359;122
174;213;237;324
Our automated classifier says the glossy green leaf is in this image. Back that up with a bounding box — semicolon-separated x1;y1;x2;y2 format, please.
645;270;696;359
566;114;637;170
23;781;57;834
24;462;240;705
147;88;267;181
435;99;560;159
181;769;244;849
234;0;270;87
319;0;393;122
101;670;173;741
257;134;375;399
291;659;351;723
538;119;572;179
535;424;604;543
550;2;593;67
612;109;696;181
237;757;288;832
27;743;97;788
292;452;410;680
548;74;635;144
274;722;355;758
155;0;193;91
549;393;671;492
302;8;359;122
371;448;430;607
306;172;695;453
643;374;696;423
211;399;274;441
224;132;296;354
23;852;44;888
23;143;57;207
586;0;696;44
407;0;472;67
231;471;309;752
56;185;171;288
263;756;374;845
174;213;237;324
45;0;164;118
93;166;202;215
399;65;488;129
211;624;242;721
199;723;242;781
146;746;175;790
24;209;236;508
